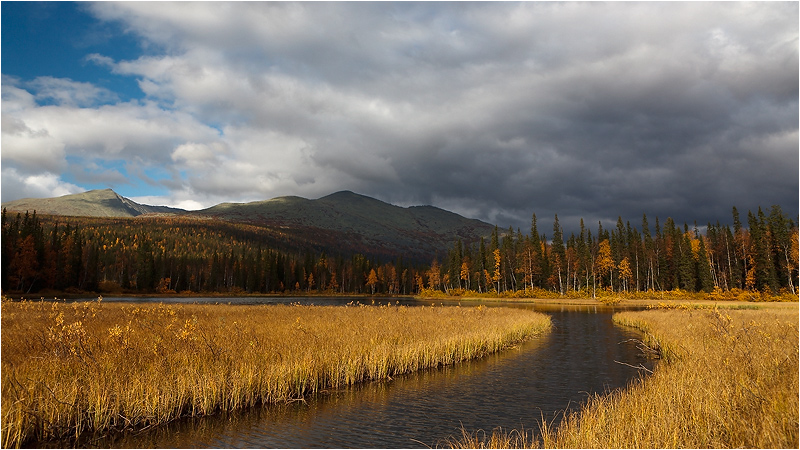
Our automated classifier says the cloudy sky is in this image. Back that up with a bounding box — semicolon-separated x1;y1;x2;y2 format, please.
2;1;797;234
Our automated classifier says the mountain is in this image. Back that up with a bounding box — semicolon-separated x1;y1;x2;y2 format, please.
196;190;496;260
1;189;182;218
2;189;496;261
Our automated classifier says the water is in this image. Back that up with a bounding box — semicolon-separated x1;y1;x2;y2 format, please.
81;299;653;448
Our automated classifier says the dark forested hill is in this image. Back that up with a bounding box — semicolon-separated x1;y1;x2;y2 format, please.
195;190;495;261
2;189;495;263
2;191;795;298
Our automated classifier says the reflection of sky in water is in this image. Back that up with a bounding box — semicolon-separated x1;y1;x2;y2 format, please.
68;301;653;449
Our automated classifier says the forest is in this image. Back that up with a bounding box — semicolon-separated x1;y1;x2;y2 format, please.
1;205;797;299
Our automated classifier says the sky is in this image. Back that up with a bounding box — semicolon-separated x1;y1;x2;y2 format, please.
2;1;798;235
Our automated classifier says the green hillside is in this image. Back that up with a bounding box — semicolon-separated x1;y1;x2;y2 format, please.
1;189;182;217
196;190;495;260
2;189;495;262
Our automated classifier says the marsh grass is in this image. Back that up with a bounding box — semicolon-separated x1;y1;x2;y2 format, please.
455;306;798;448
420;286;798;303
0;299;550;448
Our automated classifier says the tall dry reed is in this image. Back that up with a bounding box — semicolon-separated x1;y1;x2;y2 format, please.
454;306;798;448
0;299;550;448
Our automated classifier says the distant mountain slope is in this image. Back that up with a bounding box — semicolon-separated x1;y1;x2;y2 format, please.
2;189;495;261
1;189;183;218
195;191;495;260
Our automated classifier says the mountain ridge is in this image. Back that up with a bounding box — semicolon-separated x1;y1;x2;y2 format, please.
2;189;496;261
1;189;183;218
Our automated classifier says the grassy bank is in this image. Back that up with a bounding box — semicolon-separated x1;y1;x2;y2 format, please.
418;287;799;303
455;306;798;448
1;299;551;448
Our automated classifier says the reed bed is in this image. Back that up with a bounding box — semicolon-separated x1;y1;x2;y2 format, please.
455;306;799;448
0;299;550;448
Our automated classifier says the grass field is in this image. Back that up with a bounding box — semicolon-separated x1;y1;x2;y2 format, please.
455;305;799;448
0;299;551;448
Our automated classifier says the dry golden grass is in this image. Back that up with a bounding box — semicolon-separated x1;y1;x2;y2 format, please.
450;426;536;449
455;306;799;448
0;299;550;448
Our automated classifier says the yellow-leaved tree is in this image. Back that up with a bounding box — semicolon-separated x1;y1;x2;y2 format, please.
366;268;378;294
428;260;441;291
618;257;633;292
492;248;502;292
596;240;614;291
460;261;470;290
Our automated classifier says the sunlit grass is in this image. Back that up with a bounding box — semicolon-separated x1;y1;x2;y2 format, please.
420;286;799;303
454;306;798;448
0;298;550;448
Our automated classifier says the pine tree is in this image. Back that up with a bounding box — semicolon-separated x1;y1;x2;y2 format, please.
678;229;696;291
749;209;778;293
732;206;749;290
10;235;38;292
767;205;796;294
136;239;156;291
642;214;655;291
530;213;543;288
577;219;591;293
551;215;566;294
478;237;487;292
449;239;463;289
696;237;714;293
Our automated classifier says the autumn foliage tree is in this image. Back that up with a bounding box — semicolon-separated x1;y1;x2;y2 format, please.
2;204;797;298
366;268;378;294
437;206;797;299
596;240;614;292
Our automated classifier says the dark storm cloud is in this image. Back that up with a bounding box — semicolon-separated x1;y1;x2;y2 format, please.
3;2;796;234
358;1;800;233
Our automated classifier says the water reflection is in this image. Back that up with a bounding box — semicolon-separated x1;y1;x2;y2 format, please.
81;301;652;448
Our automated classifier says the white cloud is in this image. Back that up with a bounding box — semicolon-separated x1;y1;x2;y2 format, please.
1;78;37;111
171;142;225;169
26;76;119;107
128;194;207;211
2;2;795;231
3;94;221;164
1;167;84;202
1;114;67;173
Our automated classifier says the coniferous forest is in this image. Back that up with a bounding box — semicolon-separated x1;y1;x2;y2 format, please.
2;206;797;299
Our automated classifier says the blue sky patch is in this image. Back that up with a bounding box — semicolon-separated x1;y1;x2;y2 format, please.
2;1;144;102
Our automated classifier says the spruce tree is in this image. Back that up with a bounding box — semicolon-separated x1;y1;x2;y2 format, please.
750;209;779;293
530;213;542;288
767;205;794;293
551;215;566;294
696;237;714;292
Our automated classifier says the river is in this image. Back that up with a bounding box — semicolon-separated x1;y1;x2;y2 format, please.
68;298;654;448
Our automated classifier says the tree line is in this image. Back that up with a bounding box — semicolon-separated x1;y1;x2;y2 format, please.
436;205;797;298
0;211;421;296
1;205;797;298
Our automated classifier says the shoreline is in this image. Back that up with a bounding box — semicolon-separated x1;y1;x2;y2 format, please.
455;307;799;448
6;291;797;310
1;301;551;448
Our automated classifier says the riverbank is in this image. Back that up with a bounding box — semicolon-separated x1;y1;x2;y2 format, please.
416;286;799;303
5;291;417;301
419;293;798;311
455;306;799;448
0;299;551;448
